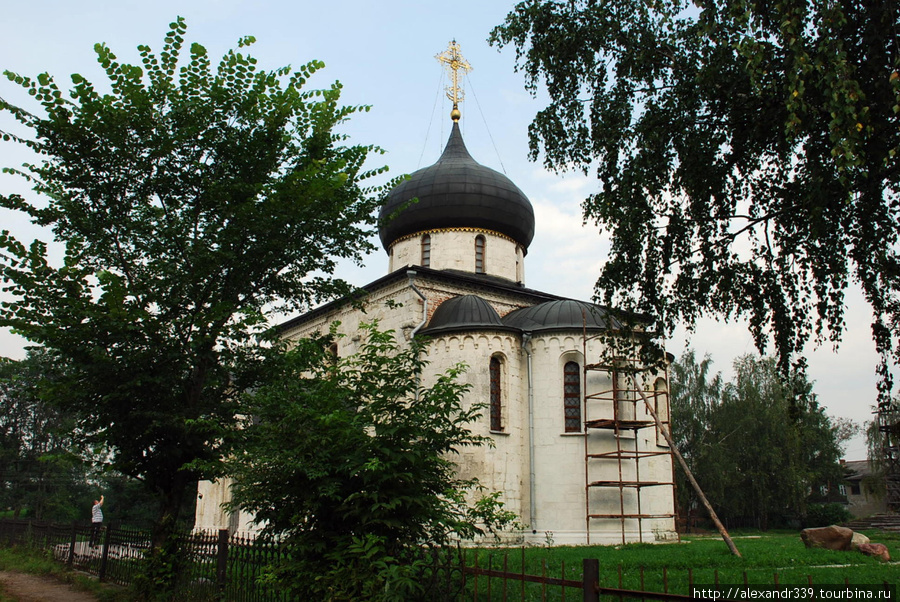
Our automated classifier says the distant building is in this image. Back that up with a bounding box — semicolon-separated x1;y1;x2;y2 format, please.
842;460;888;518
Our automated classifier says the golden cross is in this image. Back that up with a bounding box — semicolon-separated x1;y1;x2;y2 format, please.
435;40;472;121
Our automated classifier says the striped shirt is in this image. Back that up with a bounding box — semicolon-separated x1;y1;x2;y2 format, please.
91;502;103;523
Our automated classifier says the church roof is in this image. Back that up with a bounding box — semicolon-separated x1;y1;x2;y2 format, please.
378;122;535;251
277;266;560;335
501;299;621;333
419;296;622;337
419;294;516;336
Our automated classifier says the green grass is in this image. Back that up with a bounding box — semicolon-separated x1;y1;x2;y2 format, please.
463;531;899;599
0;546;130;602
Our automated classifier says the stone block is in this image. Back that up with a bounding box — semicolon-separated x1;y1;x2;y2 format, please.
799;525;853;551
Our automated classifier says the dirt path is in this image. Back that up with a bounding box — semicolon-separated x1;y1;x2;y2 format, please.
0;571;99;602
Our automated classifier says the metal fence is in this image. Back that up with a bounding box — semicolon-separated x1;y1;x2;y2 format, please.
462;549;696;601
459;548;897;602
0;519;286;601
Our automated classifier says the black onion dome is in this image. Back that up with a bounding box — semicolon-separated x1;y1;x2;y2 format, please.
379;122;535;251
420;295;515;336
502;300;620;333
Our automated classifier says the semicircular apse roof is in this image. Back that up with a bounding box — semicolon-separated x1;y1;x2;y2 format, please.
501;299;620;333
420;295;517;336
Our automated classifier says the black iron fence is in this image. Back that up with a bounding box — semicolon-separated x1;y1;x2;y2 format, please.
462;549;695;601
459;548;898;601
0;519;286;601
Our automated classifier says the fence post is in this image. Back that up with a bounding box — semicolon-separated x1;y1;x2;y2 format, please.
217;529;229;597
582;558;599;602
98;523;111;582
67;522;77;568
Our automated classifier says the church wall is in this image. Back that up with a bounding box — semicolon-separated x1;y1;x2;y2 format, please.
527;334;593;541
276;270;538;353
195;479;233;532
526;332;677;544
388;229;522;283
280;279;425;352
411;277;537;323
424;331;528;538
195;478;259;534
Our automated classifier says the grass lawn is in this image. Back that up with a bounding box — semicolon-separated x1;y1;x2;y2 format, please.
463;530;899;598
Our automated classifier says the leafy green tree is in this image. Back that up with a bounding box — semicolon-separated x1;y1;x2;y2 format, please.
228;324;517;601
491;1;900;399
671;352;849;528
668;349;722;521
0;348;93;521
0;17;388;572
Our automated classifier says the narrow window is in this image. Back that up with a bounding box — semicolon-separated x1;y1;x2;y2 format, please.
564;361;581;432
653;377;670;446
421;234;431;268
475;235;485;274
490;356;502;431
327;342;339;367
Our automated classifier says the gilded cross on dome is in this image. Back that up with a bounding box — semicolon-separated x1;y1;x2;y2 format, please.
435;40;472;122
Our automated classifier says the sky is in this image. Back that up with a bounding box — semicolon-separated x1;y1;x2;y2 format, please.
0;0;884;459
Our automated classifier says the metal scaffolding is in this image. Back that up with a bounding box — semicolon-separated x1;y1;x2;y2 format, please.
581;331;677;545
877;403;900;512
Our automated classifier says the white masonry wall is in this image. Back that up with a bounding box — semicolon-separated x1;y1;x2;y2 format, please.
389;229;525;284
524;331;678;545
425;331;527;544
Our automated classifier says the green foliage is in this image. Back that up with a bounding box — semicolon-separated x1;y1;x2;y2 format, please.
97;473;197;529
0;349;94;521
671;352;848;528
0;15;389;569
228;323;517;601
667;349;722;515
491;1;900;400
805;503;852;528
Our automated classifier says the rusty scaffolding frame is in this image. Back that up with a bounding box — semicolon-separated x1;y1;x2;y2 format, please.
877;403;900;512
581;331;677;545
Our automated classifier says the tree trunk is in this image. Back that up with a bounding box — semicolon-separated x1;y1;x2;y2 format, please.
141;473;192;597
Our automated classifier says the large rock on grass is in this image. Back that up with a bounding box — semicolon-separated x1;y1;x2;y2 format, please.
850;531;870;550
858;543;891;562
800;525;854;551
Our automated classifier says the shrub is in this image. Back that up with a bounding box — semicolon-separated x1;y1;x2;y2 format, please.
805;503;852;528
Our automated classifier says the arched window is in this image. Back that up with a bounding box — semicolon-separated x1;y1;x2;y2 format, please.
421;234;431;268
475;235;485;274
564;361;581;432
654;377;670;447
490;356;502;431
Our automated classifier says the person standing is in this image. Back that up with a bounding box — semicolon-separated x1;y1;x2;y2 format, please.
89;495;104;547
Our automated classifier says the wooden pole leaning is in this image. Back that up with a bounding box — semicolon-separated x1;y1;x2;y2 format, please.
630;375;742;558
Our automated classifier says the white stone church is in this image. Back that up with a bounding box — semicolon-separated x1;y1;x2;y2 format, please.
195;99;678;546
